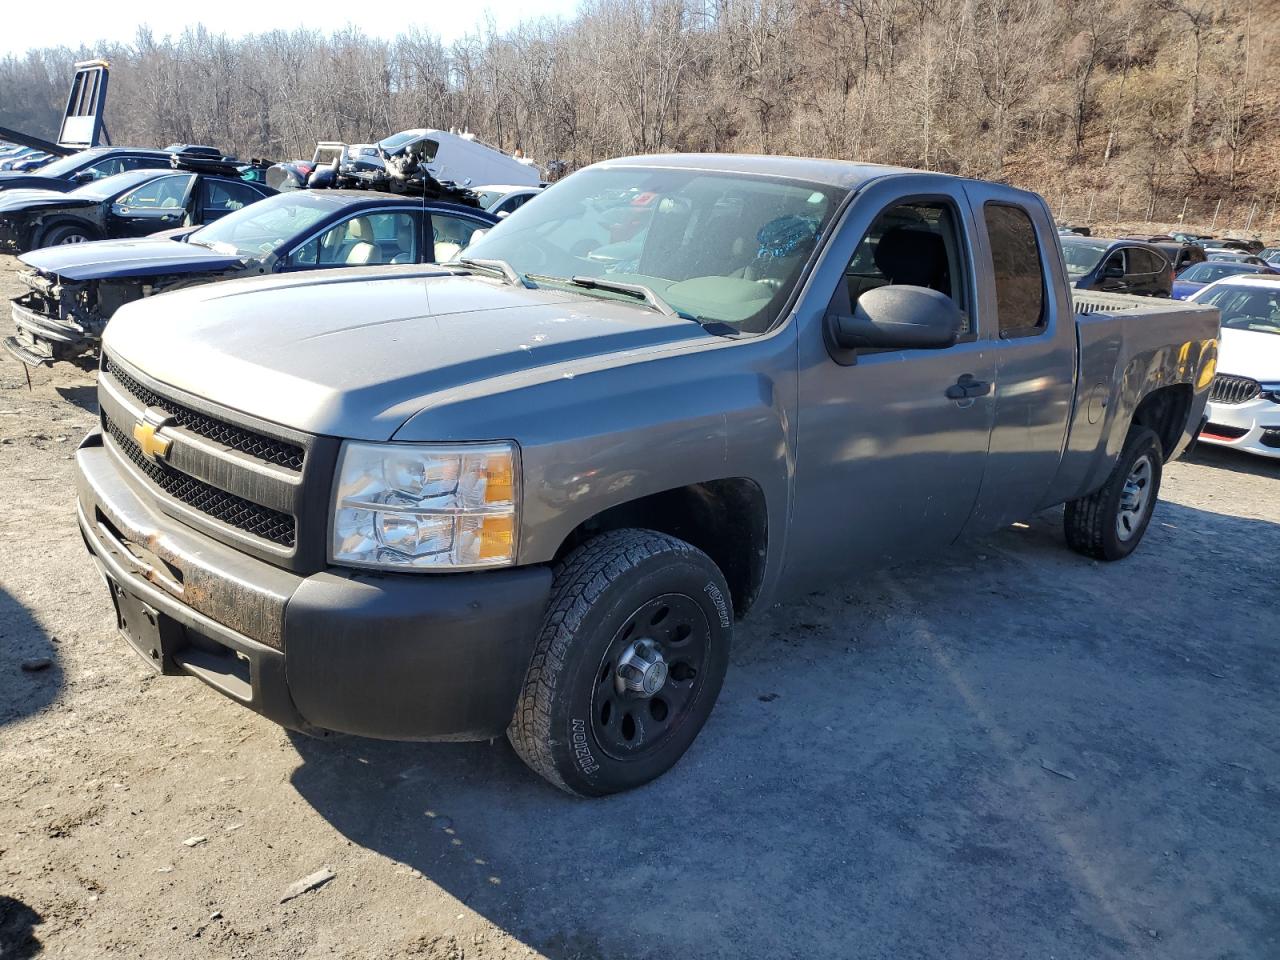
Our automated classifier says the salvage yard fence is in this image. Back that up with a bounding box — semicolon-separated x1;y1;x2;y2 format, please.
1045;189;1280;238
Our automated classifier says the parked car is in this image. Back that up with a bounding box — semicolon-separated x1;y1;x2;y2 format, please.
1203;239;1261;255
1172;259;1280;299
1059;236;1173;296
1150;240;1207;273
1259;246;1280;265
1205;251;1267;265
0;145;225;194
0;163;274;255
73;153;1217;795
476;183;545;217
0;147;53;172
4;190;497;366
1187;276;1280;458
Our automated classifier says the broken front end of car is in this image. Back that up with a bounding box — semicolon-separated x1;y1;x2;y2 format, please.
5;268;122;366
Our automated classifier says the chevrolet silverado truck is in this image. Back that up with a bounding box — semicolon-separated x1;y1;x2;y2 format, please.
73;154;1219;796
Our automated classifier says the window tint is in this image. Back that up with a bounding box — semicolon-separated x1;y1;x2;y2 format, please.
291;211;417;267
119;174;193;209
430;213;484;262
1129;248;1166;275
984;203;1045;334
840;200;970;335
201;179;262;214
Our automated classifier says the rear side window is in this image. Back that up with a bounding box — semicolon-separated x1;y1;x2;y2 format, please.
1130;248;1167;275
985;203;1045;336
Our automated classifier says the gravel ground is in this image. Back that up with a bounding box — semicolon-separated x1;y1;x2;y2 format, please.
1;253;1278;959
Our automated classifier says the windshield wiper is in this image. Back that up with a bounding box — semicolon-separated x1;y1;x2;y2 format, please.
526;273;699;322
455;257;531;288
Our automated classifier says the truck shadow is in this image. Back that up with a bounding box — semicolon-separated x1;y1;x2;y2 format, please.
288;499;1280;960
0;895;45;959
0;587;62;729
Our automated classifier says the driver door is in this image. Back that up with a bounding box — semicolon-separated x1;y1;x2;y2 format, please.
784;178;996;587
109;174;196;237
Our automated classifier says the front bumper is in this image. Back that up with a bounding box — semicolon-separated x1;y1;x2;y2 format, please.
76;430;553;740
3;293;90;367
1199;398;1280;459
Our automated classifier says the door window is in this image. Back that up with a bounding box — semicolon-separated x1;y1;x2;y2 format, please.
200;179;262;218
118;174;194;210
430;213;485;262
290;211;418;266
984;203;1046;336
837;199;971;336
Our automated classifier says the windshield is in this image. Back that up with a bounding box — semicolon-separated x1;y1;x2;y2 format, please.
1060;239;1110;277
1198;285;1280;335
476;189;506;208
34;149;108;179
187;192;338;257
461;166;844;333
1178;261;1263;283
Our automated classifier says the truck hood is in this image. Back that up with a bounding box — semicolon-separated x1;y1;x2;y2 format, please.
104;267;715;439
1216;328;1280;382
20;237;244;281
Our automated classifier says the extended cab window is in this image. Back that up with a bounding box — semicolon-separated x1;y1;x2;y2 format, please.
839;200;971;336
984;203;1045;336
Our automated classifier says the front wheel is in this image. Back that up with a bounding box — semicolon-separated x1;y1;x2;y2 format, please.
508;529;733;796
40;223;95;247
1064;426;1163;561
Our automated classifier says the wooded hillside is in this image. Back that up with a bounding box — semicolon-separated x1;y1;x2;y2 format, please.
2;0;1277;232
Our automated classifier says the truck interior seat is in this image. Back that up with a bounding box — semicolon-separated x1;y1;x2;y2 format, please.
873;226;951;294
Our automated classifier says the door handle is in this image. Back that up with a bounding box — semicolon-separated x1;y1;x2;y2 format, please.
946;374;992;400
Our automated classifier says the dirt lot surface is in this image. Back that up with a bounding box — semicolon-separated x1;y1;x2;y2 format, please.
0;253;1277;959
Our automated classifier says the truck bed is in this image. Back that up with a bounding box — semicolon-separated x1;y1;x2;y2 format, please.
1044;290;1219;507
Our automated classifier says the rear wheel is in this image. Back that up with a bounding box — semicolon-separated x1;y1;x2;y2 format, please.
508;529;732;796
40;223;94;247
1064;426;1163;561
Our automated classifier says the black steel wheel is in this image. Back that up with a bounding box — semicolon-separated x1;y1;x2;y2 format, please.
508;529;733;796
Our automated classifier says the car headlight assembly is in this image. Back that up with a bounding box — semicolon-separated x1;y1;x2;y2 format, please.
331;441;518;570
1260;383;1280;403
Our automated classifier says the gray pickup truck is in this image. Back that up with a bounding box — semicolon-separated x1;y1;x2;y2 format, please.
73;154;1219;796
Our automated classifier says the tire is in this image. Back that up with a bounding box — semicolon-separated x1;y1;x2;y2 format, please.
40;223;95;247
508;529;733;796
1064;426;1163;561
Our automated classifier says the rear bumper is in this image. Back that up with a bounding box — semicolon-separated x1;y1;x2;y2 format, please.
76;430;553;740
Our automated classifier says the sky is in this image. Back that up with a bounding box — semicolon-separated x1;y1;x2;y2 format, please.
1;0;584;56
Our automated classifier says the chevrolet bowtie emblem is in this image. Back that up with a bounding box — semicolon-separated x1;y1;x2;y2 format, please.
133;410;173;462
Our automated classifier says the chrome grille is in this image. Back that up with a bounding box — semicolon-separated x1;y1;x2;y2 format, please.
1209;374;1260;405
103;416;296;547
98;353;310;554
105;355;305;471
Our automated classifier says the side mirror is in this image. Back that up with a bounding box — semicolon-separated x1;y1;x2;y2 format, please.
1103;262;1124;279
826;285;961;361
74;171;96;184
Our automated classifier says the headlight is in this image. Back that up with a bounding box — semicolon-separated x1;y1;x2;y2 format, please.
331;441;518;570
1261;383;1280;403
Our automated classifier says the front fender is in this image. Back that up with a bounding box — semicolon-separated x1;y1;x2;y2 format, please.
392;329;798;598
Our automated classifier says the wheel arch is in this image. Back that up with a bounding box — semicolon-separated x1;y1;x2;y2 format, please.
550;478;769;619
1131;383;1193;462
36;215;101;246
